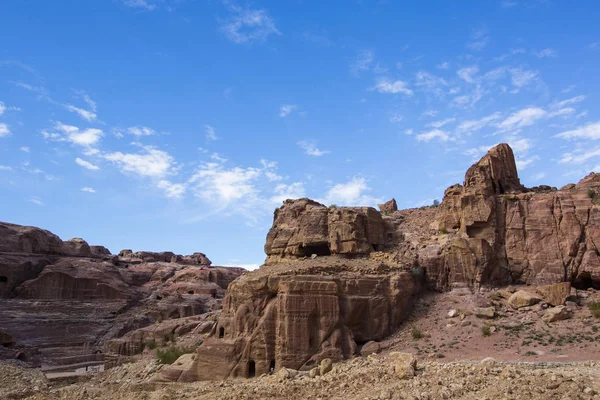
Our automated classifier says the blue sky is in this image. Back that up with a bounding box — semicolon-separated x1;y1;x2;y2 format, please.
1;0;599;268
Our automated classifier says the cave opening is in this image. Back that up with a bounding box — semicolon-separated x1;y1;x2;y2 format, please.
573;271;598;290
247;360;256;378
208;272;215;283
269;359;275;372
219;327;225;338
372;244;381;251
187;290;194;295
298;243;331;257
0;276;7;283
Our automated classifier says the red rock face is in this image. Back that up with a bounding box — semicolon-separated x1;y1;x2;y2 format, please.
0;222;245;365
264;199;385;263
189;266;418;381
424;143;600;290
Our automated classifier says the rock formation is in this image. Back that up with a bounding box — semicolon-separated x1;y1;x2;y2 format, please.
182;142;600;382
0;222;244;365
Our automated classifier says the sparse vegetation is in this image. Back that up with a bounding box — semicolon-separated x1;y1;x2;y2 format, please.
524;351;536;357
588;302;600;318
587;188;596;199
329;204;338;209
411;266;425;280
412;326;424;340
439;226;448;234
156;346;194;365
145;339;157;350
435;353;445;358
432;199;440;207
481;325;491;337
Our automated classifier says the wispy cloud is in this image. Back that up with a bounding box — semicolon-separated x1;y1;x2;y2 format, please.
416;129;450;143
372;79;413;95
103;144;175;179
279;104;297;117
20;146;30;153
467;28;489;51
28;196;44;206
556;121;600;141
128;126;155;136
64;104;97;121
204;124;217;141
75;157;100;171
297;140;330;156
45;122;104;147
81;187;96;193
533;48;557;58
120;0;156;11
220;5;280;44
0;123;10;137
426;118;456;128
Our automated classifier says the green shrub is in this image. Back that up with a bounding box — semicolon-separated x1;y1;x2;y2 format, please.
156;346;194;365
587;188;596;199
481;325;491;337
146;339;157;350
435;353;445;359
432;199;440;207
588;302;600;318
412;326;424;340
524;351;536;356
439;226;448;234
411;266;425;280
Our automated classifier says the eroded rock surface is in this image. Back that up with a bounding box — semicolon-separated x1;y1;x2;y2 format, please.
0;222;245;365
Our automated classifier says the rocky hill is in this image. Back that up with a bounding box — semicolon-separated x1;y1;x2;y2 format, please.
0;222;245;366
172;143;600;382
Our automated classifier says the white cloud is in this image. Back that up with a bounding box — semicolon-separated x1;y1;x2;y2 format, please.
0;123;10;137
128;126;155;136
320;177;381;206
421;109;438;118
416;129;450;143
372;79;413;95
0;101;5;116
497;107;547;130
157;180;186;198
65;105;97;121
121;0;156;11
437;62;449;69
279;104;297;117
221;5;280;44
457;112;502;133
516;156;539;170
533;48;557;58
556;122;600;141
20;146;30;153
415;72;447;97
104;145;174;178
452;85;484;109
501;1;518;7
75;157;100;171
509;68;538;87
426;118;456;128
404;129;413;135
28;196;44;206
553;95;585;109
457;66;479;83
559;147;600;164
189;162;261;206
52;122;103;147
204;125;217;141
270;182;306;203
0;165;13;171
81;187;96;193
297;140;330;157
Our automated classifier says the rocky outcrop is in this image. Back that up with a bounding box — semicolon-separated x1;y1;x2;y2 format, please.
187;260;420;381
264;199;386;263
0;221;245;365
378;198;398;214
422;143;600;290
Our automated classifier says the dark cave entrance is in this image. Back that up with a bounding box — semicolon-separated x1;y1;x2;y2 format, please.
187;290;194;295
573;272;598;290
298;243;331;257
208;272;215;283
372;244;381;251
219;327;225;338
269;359;275;372
0;276;7;284
247;360;256;378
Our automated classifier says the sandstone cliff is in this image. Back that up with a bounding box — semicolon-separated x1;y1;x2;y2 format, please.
0;222;245;365
185;143;600;382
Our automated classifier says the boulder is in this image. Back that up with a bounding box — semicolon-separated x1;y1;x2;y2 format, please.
508;290;543;309
536;282;571;306
542;306;573;323
360;341;381;356
473;307;496;319
390;352;417;380
319;358;333;376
